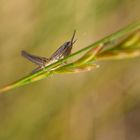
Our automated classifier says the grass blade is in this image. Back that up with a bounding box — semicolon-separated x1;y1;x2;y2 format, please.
1;21;140;93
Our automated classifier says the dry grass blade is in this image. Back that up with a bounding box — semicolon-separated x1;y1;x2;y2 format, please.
97;30;140;60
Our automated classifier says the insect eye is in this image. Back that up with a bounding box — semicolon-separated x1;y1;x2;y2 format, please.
63;42;70;47
67;42;70;45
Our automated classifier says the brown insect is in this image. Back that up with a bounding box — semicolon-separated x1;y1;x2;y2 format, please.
21;30;76;73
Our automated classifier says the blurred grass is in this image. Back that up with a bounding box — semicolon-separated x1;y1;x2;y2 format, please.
0;0;140;140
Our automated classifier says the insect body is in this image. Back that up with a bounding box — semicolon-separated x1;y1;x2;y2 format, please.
21;30;76;73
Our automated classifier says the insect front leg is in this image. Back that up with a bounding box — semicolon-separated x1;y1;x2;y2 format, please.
41;59;46;71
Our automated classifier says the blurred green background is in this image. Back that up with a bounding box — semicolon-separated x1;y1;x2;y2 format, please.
0;0;140;140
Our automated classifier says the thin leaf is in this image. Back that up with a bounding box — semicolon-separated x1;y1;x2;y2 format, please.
97;30;140;60
73;44;104;66
53;63;99;74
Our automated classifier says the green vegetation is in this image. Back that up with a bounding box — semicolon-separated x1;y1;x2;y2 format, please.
1;21;140;93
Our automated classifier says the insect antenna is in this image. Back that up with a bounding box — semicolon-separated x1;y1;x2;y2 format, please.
70;30;77;45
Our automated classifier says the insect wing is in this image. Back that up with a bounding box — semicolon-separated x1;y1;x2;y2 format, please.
50;43;69;60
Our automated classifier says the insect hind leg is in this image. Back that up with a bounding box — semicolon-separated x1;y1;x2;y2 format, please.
31;67;42;74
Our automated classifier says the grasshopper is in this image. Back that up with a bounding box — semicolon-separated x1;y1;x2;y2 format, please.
21;30;76;74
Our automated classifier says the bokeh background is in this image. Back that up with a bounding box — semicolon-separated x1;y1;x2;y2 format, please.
0;0;140;140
